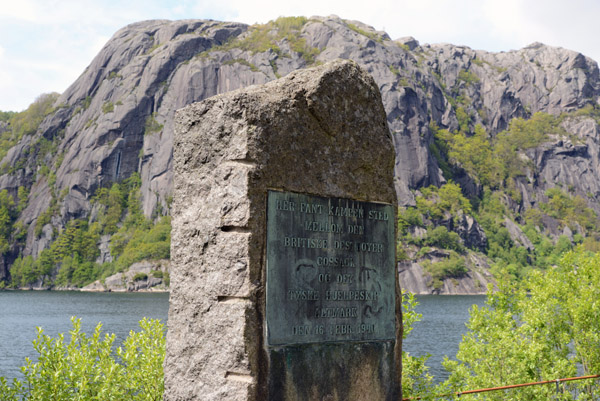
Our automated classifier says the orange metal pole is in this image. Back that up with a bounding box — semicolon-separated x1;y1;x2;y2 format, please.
401;374;600;400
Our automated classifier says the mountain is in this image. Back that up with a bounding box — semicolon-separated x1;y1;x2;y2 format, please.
1;16;600;293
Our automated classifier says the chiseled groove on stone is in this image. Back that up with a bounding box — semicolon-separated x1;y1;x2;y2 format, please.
225;372;254;383
220;226;251;233
222;159;257;168
217;295;251;304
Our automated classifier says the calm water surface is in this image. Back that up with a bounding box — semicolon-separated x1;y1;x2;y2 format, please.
404;295;487;382
0;291;483;385
0;291;169;382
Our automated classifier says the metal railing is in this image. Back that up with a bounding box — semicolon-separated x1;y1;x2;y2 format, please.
402;374;600;400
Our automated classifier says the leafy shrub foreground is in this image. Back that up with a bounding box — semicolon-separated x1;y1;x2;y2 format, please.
402;248;600;400
0;318;165;401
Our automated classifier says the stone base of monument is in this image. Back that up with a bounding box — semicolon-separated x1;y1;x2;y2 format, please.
165;59;402;401
269;342;397;400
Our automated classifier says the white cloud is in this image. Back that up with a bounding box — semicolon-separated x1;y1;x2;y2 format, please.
0;0;39;21
1;0;599;111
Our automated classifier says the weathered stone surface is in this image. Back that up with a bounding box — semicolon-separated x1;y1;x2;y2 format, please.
165;59;400;400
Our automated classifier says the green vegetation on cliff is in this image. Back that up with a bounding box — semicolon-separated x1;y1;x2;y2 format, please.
208;16;321;65
0;93;59;163
7;173;170;289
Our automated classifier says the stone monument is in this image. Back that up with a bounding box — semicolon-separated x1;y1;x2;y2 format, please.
164;59;402;401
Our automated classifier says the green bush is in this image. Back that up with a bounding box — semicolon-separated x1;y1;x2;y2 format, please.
423;253;467;289
398;207;423;235
102;101;114;114
133;272;148;281
457;69;480;84
444;248;600;399
0;317;165;400
0;111;16;122
432;112;571;190
416;182;472;221
144;113;163;135
424;226;464;253
112;216;171;271
541;187;597;231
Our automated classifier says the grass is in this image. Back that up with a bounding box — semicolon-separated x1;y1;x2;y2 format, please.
345;21;383;43
223;58;259;72
101;101;114;114
144;113;163;135
200;17;321;65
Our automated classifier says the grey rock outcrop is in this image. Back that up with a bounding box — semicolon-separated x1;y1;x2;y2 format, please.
504;218;535;251
398;251;494;295
1;16;600;283
81;259;169;292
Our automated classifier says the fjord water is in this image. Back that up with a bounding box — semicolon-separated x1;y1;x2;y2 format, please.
0;291;482;384
404;295;487;382
0;291;169;382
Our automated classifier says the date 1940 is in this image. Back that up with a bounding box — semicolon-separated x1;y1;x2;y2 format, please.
292;324;376;337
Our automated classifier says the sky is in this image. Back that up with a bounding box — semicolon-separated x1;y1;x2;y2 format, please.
1;0;599;112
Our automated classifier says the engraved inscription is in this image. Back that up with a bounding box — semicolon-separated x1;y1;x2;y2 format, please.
266;190;395;346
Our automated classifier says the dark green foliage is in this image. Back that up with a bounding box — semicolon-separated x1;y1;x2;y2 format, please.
432;112;570;190
133;272;148;281
0;111;16;122
0;93;59;162
111;216;171;272
8;256;38;287
416;182;472;220
0;190;16;253
423;252;467;289
424;226;464;253
9;171;171;288
541;187;597;231
12;219;101;288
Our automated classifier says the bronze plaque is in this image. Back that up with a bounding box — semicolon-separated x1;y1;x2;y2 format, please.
266;190;396;346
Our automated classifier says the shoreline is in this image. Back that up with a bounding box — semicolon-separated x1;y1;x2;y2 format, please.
0;287;170;293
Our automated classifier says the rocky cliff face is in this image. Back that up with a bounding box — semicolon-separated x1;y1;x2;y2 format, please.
2;16;600;292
